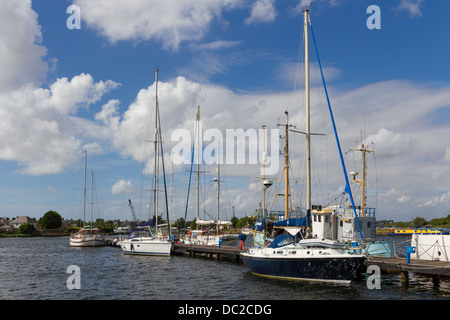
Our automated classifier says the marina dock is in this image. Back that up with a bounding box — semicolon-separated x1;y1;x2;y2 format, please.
172;243;243;261
364;256;450;286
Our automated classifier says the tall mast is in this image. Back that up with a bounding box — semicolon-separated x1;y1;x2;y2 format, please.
352;142;374;216
153;67;160;227
304;8;312;219
90;171;94;227
284;112;290;220
216;141;220;234
196;106;200;222
261;124;266;218
83;150;87;227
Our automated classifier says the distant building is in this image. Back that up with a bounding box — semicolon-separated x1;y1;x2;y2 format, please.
9;216;38;229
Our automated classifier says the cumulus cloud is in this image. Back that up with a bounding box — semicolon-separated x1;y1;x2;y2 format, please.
0;0;48;91
365;128;415;159
0;74;119;175
245;0;277;25
395;0;425;18
74;0;243;50
111;179;134;195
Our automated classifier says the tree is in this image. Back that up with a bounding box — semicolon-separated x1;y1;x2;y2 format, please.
412;216;428;227
18;223;35;235
174;218;186;231
230;216;239;229
39;210;62;229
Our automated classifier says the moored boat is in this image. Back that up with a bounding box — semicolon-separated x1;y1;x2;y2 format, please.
70;226;106;247
241;8;366;283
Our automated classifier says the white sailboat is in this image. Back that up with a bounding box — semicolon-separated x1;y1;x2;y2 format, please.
70;152;106;247
181;107;233;246
240;8;366;283
120;67;172;256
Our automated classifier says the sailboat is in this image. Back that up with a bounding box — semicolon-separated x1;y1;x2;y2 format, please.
252;115;307;248
120;68;172;256
240;8;366;283
70;152;106;247
181;112;233;246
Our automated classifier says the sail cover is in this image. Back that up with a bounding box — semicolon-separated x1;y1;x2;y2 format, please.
196;219;232;226
138;216;156;227
273;217;307;227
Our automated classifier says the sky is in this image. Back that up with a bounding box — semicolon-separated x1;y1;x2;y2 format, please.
0;0;449;224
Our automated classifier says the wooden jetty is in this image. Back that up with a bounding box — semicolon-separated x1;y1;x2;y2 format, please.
172;243;243;261
364;256;450;286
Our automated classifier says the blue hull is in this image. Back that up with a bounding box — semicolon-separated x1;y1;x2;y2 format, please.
241;255;365;283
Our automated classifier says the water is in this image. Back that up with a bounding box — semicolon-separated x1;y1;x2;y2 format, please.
1;236;450;300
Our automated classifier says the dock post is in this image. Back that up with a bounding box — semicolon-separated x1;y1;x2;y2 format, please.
432;274;440;287
401;271;409;286
406;246;415;264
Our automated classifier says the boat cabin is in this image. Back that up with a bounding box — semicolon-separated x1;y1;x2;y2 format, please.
311;205;375;243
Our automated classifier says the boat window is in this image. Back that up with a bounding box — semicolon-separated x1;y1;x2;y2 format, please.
313;215;317;222
318;215;321;222
367;222;371;228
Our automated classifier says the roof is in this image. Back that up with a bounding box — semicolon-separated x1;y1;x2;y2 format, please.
9;216;37;225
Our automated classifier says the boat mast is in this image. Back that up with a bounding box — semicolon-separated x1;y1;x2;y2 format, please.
153;67;160;229
261;124;266;218
196;106;200;222
304;8;312;220
352;142;374;216
90;171;93;227
216;141;220;234
83;150;87;227
284;112;290;220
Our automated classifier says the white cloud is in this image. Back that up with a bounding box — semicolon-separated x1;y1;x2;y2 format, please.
245;0;277;25
0;0;48;91
0;74;119;175
365;128;414;159
74;0;243;50
395;0;425;18
422;191;450;207
111;179;134;195
443;146;450;162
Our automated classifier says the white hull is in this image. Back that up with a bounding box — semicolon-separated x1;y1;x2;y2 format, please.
120;237;172;256
70;236;106;247
70;228;106;247
411;234;450;261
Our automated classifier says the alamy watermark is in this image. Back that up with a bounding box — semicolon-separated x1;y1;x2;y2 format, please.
66;265;81;290
66;5;81;30
367;5;381;30
171;122;280;176
366;265;381;289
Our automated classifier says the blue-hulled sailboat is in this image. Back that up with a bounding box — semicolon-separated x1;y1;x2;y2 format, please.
240;8;366;283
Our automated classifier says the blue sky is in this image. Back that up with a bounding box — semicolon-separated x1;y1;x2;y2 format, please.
1;0;450;223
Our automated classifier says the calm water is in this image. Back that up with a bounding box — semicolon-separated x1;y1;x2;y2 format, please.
1;236;450;300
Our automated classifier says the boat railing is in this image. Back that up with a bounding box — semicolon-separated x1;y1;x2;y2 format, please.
257;210;304;222
336;207;376;218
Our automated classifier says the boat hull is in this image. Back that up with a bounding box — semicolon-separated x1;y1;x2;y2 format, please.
240;251;365;283
70;237;106;247
365;240;394;257
120;238;172;256
411;234;450;261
